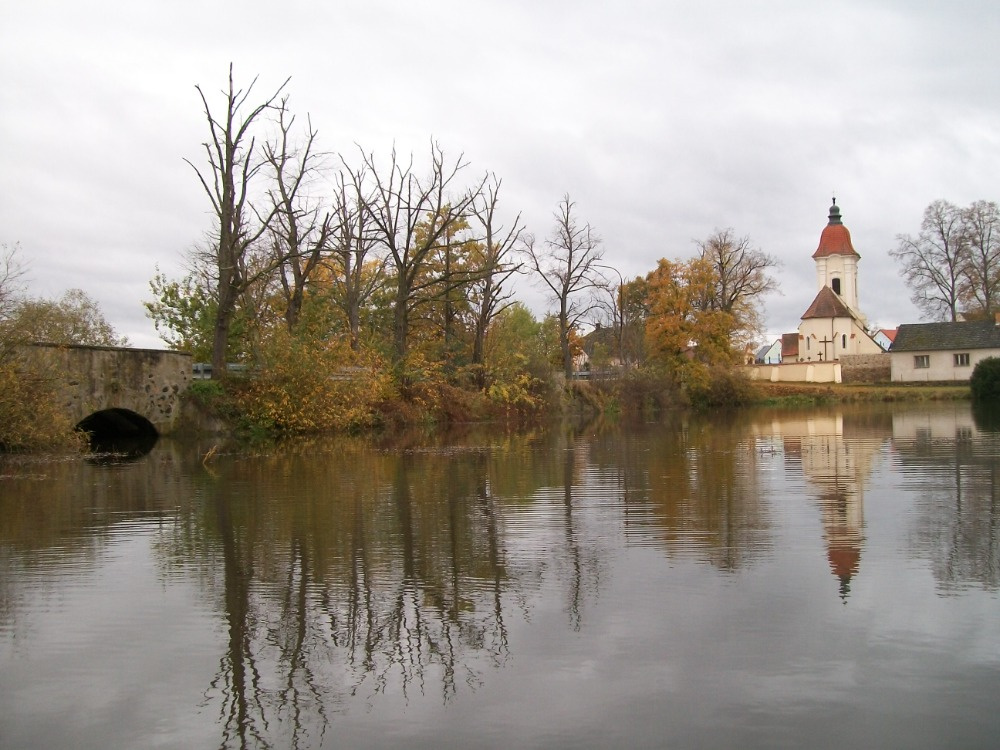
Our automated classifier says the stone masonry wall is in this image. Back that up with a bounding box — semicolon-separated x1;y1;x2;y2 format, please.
840;353;890;384
20;344;193;434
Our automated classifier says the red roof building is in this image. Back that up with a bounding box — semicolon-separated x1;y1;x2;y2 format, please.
793;200;882;361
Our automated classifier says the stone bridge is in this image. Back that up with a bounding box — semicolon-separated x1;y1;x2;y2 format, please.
20;343;193;438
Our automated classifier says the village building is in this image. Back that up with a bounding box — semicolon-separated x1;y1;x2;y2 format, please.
873;328;897;351
755;339;782;364
889;318;1000;382
748;200;886;383
790;200;882;362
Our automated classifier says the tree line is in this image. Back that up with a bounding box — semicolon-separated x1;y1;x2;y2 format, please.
141;65;779;425
2;65;781;445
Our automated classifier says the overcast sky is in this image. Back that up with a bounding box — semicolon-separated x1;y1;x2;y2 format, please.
3;0;999;349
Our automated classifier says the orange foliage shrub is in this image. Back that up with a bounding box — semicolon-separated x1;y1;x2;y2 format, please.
0;350;80;451
234;329;392;434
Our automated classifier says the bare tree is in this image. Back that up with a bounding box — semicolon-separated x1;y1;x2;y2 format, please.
959;200;1000;318
696;228;779;344
891;200;968;322
326;160;386;350
186;64;290;376
526;194;605;378
358;141;483;366
0;241;27;322
468;175;524;383
261;98;333;331
593;263;635;367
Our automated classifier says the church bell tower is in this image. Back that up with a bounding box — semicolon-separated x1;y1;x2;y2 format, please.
811;198;861;311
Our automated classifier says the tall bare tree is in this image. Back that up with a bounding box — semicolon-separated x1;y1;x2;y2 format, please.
526;194;605;378
186;64;290;376
358;141;483;366
262;98;333;331
959;200;1000;318
326;160;386;350
468;176;524;383
891;200;968;322
696;228;779;345
593;263;636;367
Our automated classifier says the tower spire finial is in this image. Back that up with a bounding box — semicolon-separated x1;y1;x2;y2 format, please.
828;197;842;225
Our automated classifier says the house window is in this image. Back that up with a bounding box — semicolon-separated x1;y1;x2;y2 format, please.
954;353;970;367
914;355;930;369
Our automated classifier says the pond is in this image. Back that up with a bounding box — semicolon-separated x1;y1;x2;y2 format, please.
2;402;999;749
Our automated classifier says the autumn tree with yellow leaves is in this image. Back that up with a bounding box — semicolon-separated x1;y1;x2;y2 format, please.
642;253;756;406
644;257;736;367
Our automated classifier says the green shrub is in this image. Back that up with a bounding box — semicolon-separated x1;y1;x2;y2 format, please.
970;357;1000;401
187;379;227;404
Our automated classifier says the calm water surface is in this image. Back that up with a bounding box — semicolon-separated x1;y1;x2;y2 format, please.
2;402;999;749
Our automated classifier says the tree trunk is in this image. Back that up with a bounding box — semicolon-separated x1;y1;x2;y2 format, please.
393;279;409;366
560;308;573;380
212;282;237;376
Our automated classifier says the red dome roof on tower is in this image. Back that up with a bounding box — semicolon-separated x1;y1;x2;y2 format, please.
812;199;860;259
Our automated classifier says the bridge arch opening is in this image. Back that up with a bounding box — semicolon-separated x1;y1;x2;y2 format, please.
76;408;159;457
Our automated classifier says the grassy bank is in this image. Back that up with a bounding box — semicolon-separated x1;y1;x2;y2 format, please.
751;381;970;406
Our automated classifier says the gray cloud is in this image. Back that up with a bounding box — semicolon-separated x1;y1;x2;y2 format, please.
3;0;998;347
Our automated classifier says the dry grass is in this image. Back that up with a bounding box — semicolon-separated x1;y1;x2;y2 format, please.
751;381;970;404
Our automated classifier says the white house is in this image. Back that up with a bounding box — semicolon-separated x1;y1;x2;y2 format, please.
873;328;897;351
755;339;782;364
889;319;1000;382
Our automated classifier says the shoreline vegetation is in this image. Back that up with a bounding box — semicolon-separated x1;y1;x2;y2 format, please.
749;381;970;406
0;349;973;454
177;374;973;443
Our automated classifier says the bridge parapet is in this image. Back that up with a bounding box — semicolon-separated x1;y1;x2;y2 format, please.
19;343;193;435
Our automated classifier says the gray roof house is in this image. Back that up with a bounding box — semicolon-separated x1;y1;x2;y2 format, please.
755;339;782;364
889;319;1000;382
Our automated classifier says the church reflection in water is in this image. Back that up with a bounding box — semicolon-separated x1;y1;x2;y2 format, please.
751;411;885;601
4;404;1000;748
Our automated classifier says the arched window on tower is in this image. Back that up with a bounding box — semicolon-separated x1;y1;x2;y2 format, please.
831;277;841;295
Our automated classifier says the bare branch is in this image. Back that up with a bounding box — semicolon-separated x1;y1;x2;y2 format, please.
890;200;967;321
525;194;604;377
187;64;291;374
357;140;484;364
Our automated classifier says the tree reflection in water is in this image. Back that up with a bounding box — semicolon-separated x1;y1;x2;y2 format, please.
199;432;546;748
189;409;1000;749
897;404;1000;592
6;405;1000;747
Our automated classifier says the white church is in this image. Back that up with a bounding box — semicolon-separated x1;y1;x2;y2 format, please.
781;199;883;363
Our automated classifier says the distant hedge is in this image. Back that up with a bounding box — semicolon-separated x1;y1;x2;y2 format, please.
970;357;1000;401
